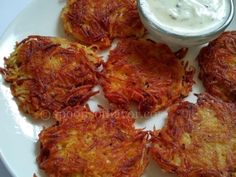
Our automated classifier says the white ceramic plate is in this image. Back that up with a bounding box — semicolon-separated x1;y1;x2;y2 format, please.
0;0;235;177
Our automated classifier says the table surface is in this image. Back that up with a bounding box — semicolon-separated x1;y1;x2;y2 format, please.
0;1;32;176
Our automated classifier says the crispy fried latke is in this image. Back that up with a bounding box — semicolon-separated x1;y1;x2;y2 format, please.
61;0;145;49
151;93;236;177
198;31;236;102
37;106;149;177
101;39;194;116
1;36;101;119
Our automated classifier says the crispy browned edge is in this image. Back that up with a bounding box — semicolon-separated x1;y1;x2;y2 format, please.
60;0;145;50
198;31;236;102
150;93;236;177
0;35;102;119
37;106;149;177
101;38;195;116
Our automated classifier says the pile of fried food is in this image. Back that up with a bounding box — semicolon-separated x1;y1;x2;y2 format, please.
1;0;236;176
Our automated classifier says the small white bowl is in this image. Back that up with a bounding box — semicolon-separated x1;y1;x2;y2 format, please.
137;0;235;46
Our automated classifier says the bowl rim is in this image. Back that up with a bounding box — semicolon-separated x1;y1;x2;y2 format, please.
137;0;235;39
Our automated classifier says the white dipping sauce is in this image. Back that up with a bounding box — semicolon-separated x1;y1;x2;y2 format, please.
141;0;230;35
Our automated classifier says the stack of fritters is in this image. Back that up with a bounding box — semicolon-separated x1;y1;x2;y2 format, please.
1;36;101;119
101;39;194;115
61;0;145;49
151;93;236;177
38;106;149;177
198;31;236;102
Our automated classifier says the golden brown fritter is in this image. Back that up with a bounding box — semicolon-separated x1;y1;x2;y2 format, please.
61;0;145;49
37;106;149;177
151;93;236;177
1;36;101;119
101;39;194;116
198;31;236;103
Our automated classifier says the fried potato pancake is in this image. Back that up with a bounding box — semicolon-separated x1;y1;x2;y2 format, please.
198;31;236;103
61;0;145;49
101;39;194;115
1;36;101;119
37;106;149;177
151;93;236;177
